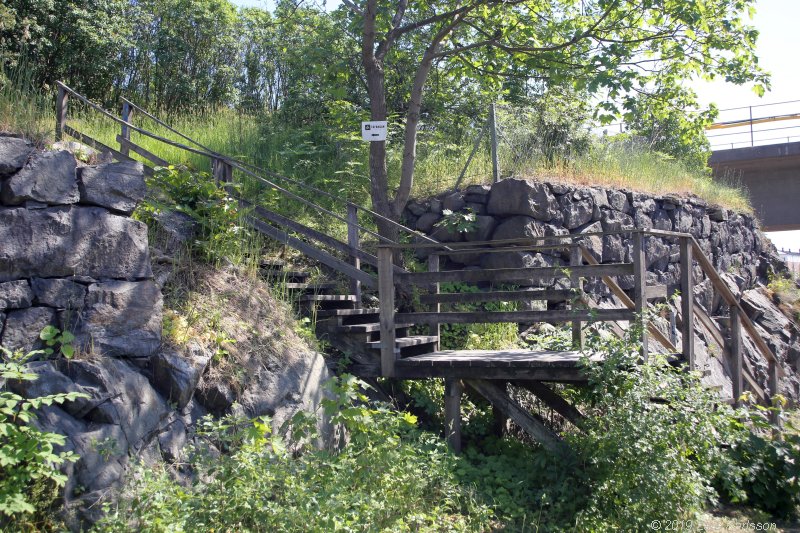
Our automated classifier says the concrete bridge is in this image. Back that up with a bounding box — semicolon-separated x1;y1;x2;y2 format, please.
709;141;800;231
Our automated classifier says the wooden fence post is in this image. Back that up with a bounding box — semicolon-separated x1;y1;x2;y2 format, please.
570;244;585;350
680;237;695;370
120;101;132;156
55;84;68;142
346;203;362;308
444;378;463;453
489;103;500;183
378;247;397;377
632;231;648;357
212;158;232;184
428;253;440;351
729;305;743;407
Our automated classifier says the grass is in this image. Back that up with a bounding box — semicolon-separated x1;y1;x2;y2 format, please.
0;74;53;146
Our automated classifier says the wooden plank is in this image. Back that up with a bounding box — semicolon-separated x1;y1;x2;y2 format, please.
632;232;648;357
444;378;463;453
730;306;743;407
396;308;635;325
117;135;168;167
680;237;695;370
63;126;153;176
513;381;585;428
418;288;571;305
120;101;132;156
579;246;677;353
570;245;585;350
465;380;564;453
378;247;397;377
645;285;668;300
397;263;633;286
245;214;376;288
394;365;588;382
347;204;362;308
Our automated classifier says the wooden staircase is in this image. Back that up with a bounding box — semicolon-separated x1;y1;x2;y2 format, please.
53;82;785;453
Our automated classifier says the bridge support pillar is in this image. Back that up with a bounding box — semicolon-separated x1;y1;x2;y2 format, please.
444;378;463;454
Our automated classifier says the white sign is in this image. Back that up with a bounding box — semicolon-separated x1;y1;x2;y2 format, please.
361;121;388;141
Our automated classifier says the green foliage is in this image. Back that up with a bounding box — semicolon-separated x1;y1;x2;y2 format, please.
38;326;76;359
436;208;478;234
0;347;89;520
97;375;493;531
138;165;251;263
437;282;521;352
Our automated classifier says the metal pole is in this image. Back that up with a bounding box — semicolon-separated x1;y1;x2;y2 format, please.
489;103;500;183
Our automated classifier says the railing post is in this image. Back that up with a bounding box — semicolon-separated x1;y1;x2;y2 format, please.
444;378;463;453
212;158;232;184
55;84;68;142
680;237;695;370
489;103;500;183
346;204;362;308
378;246;396;377
120;100;132;156
729;305;743;407
570;244;584;350
428;252;441;350
632;231;648;357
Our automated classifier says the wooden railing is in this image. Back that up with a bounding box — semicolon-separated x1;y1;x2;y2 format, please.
377;230;783;411
53;81;436;295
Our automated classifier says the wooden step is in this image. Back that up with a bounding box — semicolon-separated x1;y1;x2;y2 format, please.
367;335;439;350
299;294;357;303
419;289;572;305
336;322;413;334
283;282;337;293
261;269;311;283
259;258;287;269
299;294;358;311
316;307;379;318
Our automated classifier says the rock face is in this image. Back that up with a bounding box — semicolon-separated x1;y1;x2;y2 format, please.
404;177;800;400
0;136;33;177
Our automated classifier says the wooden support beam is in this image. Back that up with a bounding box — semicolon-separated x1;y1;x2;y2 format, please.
55;85;67;142
347;204;362;308
396;263;634;286
419;288;571;305
465;380;564;453
117;135;168;167
428;254;440;351
444;378;463;453
570;245;585;350
396;308;635;325
729;306;743;407
680;237;695;370
632;232;648;357
212;157;233;184
513;381;585;429
378;247;397;377
120;101;132;157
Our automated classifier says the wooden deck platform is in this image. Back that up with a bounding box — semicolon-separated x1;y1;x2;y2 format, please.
392;349;603;381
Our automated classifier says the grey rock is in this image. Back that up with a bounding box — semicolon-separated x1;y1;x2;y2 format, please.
430;223;464;243
0;137;33;177
151;209;198;257
576;221;603;261
196;379;236;415
0;206;152;282
150;344;210;409
486;179;558;221
480;251;536;271
465;201;487;215
549;183;572;195
742;289;791;334
430;199;443;213
602;234;627;263
0;307;56;354
465;216;497;242
415;212;441;233
31;278;87;309
1;150;78;205
644;236;670;272
75;281;163;358
0;312;5;337
708;207;729;222
491;215;546;243
442;192;466;212
652;209;673;231
671;207;694;233
6;361;92;418
78;161;146;215
158;419;187;463
464;184;491;203
406;201;428;216
559;194;594;229
600;209;634;233
0;280;34;309
631;194;657;214
607;190;631;213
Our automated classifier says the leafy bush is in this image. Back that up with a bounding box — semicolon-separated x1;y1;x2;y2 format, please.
97;375;493;532
138;165;251;263
0;347;88;521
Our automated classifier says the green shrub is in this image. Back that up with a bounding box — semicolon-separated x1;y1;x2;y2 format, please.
0;347;88;521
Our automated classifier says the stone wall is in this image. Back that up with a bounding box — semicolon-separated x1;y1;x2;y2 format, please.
0;137;160;357
404;178;800;399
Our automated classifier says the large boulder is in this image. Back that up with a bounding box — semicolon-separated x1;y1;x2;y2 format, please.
0;280;34;309
0;307;57;354
491;215;545;243
0;136;33;177
486;178;558;221
1;150;78;205
465;215;497;242
150;343;210;409
559;192;594;229
78;161;147;215
74;281;163;358
0;206;152;282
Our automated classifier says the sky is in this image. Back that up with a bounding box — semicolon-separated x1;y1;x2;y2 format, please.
230;0;800;251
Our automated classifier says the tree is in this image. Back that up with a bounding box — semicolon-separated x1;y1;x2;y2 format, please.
344;0;768;237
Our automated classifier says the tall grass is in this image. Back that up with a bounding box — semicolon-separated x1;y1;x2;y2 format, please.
0;70;53;145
